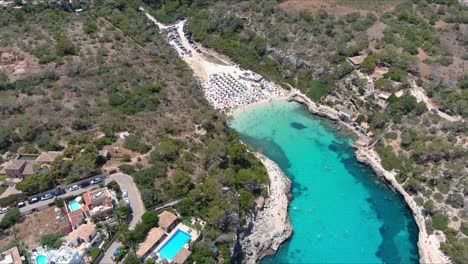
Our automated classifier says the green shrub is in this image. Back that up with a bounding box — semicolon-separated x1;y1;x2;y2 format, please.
0;208;21;229
123;135;151;154
432;213;449;231
40;232;65;249
89;247;102;262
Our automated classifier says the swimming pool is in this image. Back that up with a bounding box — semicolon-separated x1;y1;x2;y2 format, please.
35;254;47;264
68;200;80;212
158;230;191;260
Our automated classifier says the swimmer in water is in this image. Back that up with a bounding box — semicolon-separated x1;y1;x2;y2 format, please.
326;166;330;170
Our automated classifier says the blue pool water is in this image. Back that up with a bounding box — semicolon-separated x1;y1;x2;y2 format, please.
158;230;192;260
68;200;80;212
35;254;47;264
231;100;419;263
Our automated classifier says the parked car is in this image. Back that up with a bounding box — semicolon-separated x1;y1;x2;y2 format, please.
40;193;54;201
69;185;79;191
430;108;438;113
16;202;26;208
113;247;120;257
0;207;9;214
124;198;130;206
446;111;454;116
29;197;39;204
91;177;102;184
80;181;90;188
55;188;66;196
122;190;128;198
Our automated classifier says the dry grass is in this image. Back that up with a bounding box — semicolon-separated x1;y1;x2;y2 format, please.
279;0;402;16
0;207;71;250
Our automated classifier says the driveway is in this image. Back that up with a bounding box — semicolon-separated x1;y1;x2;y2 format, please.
108;173;145;229
100;241;122;264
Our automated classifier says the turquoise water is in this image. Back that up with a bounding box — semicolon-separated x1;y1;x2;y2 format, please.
36;254;47;264
68;200;81;212
158;230;192;260
231;101;419;264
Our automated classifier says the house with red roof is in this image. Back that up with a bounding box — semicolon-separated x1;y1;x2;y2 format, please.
82;188;114;219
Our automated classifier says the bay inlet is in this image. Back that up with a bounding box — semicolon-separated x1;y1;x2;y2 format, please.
231;100;419;263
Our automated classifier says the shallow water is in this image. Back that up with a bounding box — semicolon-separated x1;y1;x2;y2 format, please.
231;100;419;264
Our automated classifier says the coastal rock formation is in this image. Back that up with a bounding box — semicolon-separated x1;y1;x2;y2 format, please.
355;148;450;264
240;153;292;263
287;90;339;120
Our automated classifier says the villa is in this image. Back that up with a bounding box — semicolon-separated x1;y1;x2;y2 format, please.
337;106;355;122
2;160;27;178
0;247;22;264
47;247;81;264
68;209;86;230
33;246;81;264
347;55;367;67
158;211;178;232
82;188;114;219
66;223;97;247
136;227;166;259
135;211;200;263
36;151;62;164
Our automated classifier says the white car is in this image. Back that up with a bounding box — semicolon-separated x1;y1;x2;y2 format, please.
124;198;130;206
91;177;102;184
122;190;128;198
0;207;9;214
69;185;79;191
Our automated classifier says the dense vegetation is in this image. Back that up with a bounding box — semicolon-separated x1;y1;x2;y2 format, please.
146;0;467;263
0;1;269;262
0;0;466;263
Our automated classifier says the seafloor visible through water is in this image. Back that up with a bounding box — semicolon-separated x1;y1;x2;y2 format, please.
231;100;419;264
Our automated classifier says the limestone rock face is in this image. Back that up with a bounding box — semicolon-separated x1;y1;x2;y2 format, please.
239;153;293;264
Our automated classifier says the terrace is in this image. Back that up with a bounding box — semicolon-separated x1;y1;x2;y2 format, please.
153;223;200;263
83;188;114;219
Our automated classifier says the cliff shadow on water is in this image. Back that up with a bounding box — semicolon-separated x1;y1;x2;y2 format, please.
232;101;419;264
328;139;420;264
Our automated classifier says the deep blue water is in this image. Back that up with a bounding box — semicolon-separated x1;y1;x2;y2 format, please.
231;100;419;264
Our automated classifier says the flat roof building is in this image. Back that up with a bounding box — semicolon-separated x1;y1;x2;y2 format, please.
0;247;22;264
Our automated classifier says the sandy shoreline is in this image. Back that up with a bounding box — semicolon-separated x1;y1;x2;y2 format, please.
228;95;290;116
141;11;446;262
232;89;449;263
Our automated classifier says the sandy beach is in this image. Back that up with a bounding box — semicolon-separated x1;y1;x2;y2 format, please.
142;11;447;263
228;95;290;116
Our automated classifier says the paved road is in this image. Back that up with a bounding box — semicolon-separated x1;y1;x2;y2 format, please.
0;173;145;226
100;241;122;264
0;175;109;220
108;173;145;229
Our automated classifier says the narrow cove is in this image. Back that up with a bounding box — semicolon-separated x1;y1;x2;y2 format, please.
231;100;419;263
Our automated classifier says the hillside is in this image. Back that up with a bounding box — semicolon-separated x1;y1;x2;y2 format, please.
0;1;269;262
144;0;467;263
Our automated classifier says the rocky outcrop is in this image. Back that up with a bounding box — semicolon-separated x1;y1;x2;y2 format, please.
239;153;293;263
355;149;450;264
287;89;339;120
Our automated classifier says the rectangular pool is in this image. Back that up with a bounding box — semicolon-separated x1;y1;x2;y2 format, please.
158;229;191;260
68;200;81;212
